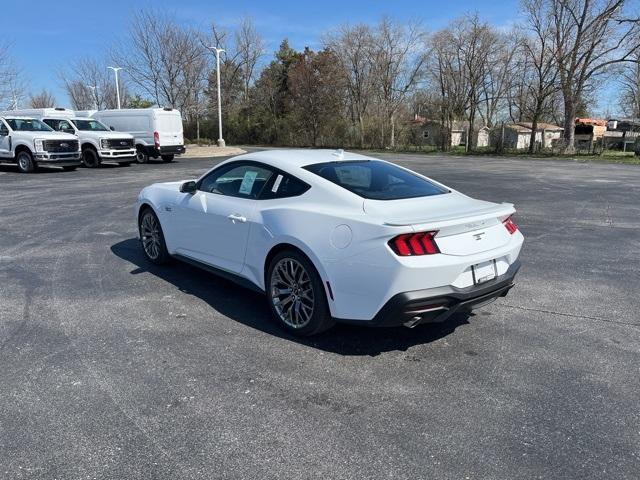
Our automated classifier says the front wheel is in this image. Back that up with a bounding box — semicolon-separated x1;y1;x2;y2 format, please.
161;154;174;163
82;149;100;168
266;250;334;336
138;208;170;265
136;148;149;164
16;151;37;173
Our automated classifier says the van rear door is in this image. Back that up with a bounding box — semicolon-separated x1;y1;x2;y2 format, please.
155;111;183;147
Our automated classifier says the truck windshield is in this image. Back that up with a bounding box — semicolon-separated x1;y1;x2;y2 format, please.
6;118;53;132
72;119;109;131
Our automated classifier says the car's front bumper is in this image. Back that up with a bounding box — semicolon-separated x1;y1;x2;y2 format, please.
335;260;520;327
99;149;136;160
35;152;82;166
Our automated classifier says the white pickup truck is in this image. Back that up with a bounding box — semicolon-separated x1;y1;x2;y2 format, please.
0;115;81;173
10;108;136;167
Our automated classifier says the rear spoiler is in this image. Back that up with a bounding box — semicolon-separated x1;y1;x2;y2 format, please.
383;203;515;230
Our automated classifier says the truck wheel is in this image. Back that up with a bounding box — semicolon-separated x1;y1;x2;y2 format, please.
82;149;100;168
62;166;77;171
16;151;37;173
136;148;149;164
161;154;174;163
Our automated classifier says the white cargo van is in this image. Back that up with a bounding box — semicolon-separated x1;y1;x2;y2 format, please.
91;108;185;163
11;108;136;168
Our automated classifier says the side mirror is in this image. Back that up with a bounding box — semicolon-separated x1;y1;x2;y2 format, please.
180;180;197;194
110;126;115;131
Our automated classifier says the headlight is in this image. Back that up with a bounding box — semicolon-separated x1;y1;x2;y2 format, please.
100;138;110;149
34;139;44;152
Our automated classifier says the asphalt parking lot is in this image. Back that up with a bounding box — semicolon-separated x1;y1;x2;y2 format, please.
1;151;639;479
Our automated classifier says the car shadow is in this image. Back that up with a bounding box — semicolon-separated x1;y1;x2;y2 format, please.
110;238;470;356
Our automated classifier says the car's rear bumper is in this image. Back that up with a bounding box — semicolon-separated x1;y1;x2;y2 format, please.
335;260;520;327
142;145;185;156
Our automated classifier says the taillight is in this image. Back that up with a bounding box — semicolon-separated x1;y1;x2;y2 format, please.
389;231;440;256
503;216;518;234
153;131;160;149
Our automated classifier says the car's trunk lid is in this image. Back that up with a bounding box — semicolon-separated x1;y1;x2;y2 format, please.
363;193;515;256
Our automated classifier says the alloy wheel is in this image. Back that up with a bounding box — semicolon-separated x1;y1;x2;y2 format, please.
270;258;315;328
140;212;161;260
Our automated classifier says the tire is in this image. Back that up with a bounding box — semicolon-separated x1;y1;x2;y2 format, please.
136;148;149;164
82;149;100;168
266;250;334;336
118;161;132;167
161;154;174;163
138;208;170;265
62;166;77;171
16;150;37;173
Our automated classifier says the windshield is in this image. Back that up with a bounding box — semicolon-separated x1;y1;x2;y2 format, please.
6;118;53;132
304;160;449;200
71;119;109;131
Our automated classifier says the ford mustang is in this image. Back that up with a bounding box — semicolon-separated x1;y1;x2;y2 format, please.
136;150;523;336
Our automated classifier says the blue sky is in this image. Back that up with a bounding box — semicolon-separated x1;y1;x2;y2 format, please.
2;0;616;113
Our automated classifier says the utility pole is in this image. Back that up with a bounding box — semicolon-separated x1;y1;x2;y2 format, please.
107;67;123;109
204;45;226;147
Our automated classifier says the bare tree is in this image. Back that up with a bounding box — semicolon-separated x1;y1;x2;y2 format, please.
618;47;640;117
60;57;126;110
235;17;265;102
371;18;426;148
520;0;561;152
325;24;376;147
0;42;28;109
534;0;640;152
114;10;207;112
28;89;56;108
428;27;468;149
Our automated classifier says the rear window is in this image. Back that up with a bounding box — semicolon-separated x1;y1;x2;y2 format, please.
304;160;448;200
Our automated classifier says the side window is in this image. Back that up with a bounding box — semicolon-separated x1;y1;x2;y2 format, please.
199;163;274;199
0;122;8;136
260;173;310;199
43;119;59;130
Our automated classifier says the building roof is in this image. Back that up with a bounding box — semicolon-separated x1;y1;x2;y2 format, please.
505;122;563;133
575;118;606;126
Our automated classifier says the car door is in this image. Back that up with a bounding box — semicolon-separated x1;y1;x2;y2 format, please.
0;121;11;158
172;162;275;273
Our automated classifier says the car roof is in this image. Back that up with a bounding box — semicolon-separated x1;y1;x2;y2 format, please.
232;149;375;170
1;116;38;120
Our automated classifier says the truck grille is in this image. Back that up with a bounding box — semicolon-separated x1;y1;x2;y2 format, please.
44;140;79;153
107;138;134;150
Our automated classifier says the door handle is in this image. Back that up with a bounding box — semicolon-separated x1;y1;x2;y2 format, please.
227;213;247;223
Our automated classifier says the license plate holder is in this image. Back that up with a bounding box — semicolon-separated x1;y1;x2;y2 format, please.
472;260;497;285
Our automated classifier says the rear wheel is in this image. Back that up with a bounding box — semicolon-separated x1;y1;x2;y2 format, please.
82;149;100;168
266;250;334;336
136;147;149;164
16;151;36;173
138;208;170;265
161;154;174;163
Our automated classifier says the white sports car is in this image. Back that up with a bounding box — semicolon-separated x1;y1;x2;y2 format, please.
136;150;523;336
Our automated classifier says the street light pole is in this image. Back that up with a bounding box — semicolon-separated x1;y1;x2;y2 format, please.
205;46;226;147
107;67;123;109
86;85;98;110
